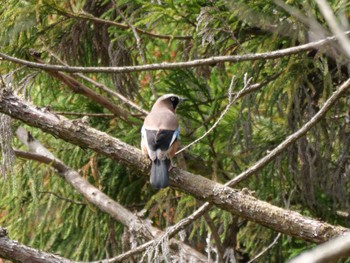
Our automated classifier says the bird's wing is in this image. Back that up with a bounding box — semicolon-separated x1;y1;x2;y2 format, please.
168;126;180;147
141;125;156;160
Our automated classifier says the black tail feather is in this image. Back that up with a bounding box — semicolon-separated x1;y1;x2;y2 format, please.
150;159;170;189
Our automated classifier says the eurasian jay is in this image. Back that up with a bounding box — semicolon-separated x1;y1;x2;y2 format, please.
141;94;185;189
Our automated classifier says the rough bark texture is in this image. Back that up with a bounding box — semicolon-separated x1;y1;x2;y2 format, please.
289;233;350;263
0;88;149;174
0;228;72;263
170;169;349;243
14;150;207;262
0;88;348;244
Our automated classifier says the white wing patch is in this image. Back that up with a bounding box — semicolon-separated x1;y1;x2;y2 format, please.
142;125;179;161
141;125;156;161
169;126;180;147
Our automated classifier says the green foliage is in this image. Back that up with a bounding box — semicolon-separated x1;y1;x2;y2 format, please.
1;0;350;262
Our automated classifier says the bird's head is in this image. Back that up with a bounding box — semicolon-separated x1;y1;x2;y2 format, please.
153;94;187;112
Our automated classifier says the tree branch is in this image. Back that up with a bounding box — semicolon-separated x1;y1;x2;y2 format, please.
227;77;350;186
289;233;350;263
30;54;134;124
315;0;350;58
13;149;207;262
0;227;73;263
13;126;207;262
57;9;192;40
114;4;157;98
48;51;148;117
1;32;349;73
0;84;349;243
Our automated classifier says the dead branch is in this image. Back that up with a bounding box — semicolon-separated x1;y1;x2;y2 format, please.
0;85;348;243
13;149;207;262
1;32;349;73
227;77;350;186
0;227;73;263
315;0;350;58
289;233;350;263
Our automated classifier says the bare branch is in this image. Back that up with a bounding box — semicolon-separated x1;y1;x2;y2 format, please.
0;85;349;243
204;211;224;261
176;74;250;155
114;4;157;97
315;0;350;58
53;112;115;118
1;32;349;73
187;71;282;137
0;227;73;263
289;233;350;263
14;149;208;262
247;233;281;263
227;77;350;186
38;191;85;206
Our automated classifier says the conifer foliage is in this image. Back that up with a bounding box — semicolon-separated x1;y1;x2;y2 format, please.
0;0;350;262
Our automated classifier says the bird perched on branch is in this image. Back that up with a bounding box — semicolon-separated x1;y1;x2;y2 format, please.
141;94;186;189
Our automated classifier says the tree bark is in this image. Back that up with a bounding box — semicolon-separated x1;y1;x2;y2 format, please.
0;87;348;244
0;31;349;74
289;233;350;263
0;228;73;263
14;150;208;262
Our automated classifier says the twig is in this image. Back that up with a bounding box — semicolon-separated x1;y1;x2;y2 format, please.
29;53;134;123
39;191;85;205
48;51;148;117
57;9;191;40
102;202;213;263
1;32;350;73
227;77;350;186
315;0;350;58
187;70;282;137
204;211;224;261
176;74;251;155
247;233;281;263
54;112;114;118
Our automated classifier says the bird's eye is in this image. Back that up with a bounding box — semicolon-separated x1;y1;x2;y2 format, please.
170;97;175;101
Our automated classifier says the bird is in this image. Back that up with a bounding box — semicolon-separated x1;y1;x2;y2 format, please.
141;94;186;189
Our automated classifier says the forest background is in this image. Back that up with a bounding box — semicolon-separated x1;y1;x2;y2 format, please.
0;0;350;262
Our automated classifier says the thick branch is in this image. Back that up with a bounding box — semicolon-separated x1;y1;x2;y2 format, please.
1;32;349;73
0;227;73;263
289;233;350;263
0;87;349;243
14;150;207;262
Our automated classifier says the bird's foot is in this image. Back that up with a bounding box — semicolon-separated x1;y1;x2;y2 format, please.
168;163;176;171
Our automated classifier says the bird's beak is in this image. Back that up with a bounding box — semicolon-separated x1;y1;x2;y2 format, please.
179;97;188;103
